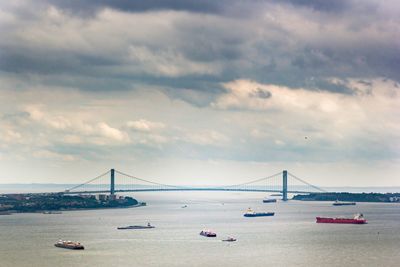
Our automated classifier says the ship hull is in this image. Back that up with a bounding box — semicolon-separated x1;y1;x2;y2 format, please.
117;226;155;230
244;212;275;217
200;233;217;237
54;244;84;250
332;202;356;206
263;199;277;203
200;231;216;237
316;217;366;224
200;233;216;237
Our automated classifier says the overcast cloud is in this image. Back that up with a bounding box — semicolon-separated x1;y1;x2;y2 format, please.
0;0;399;186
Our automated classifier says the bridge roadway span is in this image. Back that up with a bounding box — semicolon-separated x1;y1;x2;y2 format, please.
63;188;311;194
65;169;325;200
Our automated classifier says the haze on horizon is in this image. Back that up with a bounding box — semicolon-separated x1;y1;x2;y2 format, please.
0;0;399;187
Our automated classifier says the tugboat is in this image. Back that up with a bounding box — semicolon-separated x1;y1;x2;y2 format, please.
117;222;155;229
54;240;84;250
332;200;356;206
222;236;237;242
200;230;217;237
316;213;367;224
243;208;275;217
262;198;277;203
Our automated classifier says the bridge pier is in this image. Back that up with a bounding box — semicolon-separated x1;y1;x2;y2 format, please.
282;170;288;201
110;168;115;195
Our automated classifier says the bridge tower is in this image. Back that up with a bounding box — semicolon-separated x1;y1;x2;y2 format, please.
110;168;115;195
282;170;288;201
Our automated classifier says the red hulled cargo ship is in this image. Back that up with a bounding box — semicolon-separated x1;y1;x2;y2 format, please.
316;213;367;224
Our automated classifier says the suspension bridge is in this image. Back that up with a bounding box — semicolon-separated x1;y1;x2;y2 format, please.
64;169;326;201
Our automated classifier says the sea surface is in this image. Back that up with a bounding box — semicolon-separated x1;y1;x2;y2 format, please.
1;191;400;267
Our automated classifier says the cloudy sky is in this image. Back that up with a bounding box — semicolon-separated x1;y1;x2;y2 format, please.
0;0;399;186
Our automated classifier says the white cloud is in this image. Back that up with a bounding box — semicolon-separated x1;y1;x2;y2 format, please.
22;104;132;145
0;128;22;143
212;79;345;113
33;149;76;161
126;119;165;131
183;130;229;146
212;78;400;158
63;134;82;144
96;122;130;143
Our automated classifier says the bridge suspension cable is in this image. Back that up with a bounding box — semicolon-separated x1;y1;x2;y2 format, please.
66;170;111;192
287;172;326;192
63;168;326;195
114;170;191;189
223;171;283;188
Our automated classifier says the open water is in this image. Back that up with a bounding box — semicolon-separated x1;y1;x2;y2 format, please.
1;191;400;267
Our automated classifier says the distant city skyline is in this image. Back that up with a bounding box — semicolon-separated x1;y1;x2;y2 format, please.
0;1;399;186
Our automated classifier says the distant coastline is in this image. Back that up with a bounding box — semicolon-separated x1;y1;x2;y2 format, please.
293;192;400;203
0;193;144;214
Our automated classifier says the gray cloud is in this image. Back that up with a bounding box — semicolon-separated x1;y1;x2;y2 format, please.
1;0;399;99
29;0;364;16
1;0;400;184
279;0;350;13
41;0;227;16
250;88;272;99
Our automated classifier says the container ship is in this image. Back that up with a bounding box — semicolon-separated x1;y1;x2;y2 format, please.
316;213;367;224
54;240;84;250
243;208;275;217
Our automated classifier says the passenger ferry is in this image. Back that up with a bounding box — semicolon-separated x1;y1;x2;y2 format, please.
200;230;217;237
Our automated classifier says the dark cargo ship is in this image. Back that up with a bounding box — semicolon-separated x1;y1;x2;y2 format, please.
332;200;356;206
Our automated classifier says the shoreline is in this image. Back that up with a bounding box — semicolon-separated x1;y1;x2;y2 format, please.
0;193;143;214
1;202;146;215
293;192;400;203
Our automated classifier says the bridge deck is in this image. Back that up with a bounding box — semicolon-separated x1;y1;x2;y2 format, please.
63;188;313;194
